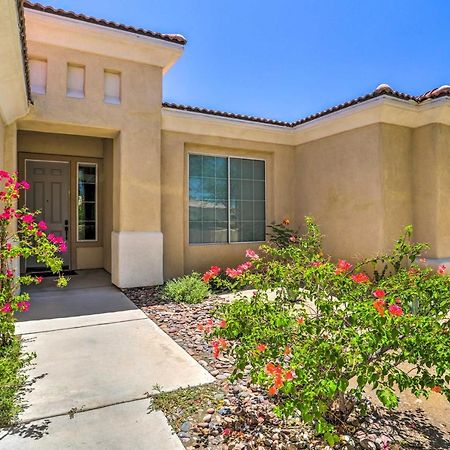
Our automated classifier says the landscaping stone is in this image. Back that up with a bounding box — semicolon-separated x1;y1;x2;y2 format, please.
125;286;450;450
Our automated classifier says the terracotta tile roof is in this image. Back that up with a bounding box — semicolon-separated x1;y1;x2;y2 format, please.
23;1;187;45
17;0;32;103
162;102;292;127
164;84;450;128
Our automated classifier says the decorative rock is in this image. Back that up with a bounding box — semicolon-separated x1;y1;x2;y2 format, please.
203;414;212;423
180;421;191;432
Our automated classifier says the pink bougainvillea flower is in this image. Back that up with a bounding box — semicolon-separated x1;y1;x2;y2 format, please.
37;220;47;231
373;289;386;298
59;243;68;253
1;303;12;313
256;343;267;352
21;180;30;190
431;386;442;393
335;259;353;274
237;261;252;272
210;265;221;275
350;272;370;283
36;276;43;284
21;214;34;223
17;301;30;312
388;304;403;317
219;319;227;329
6;269;13;278
6;243;11;251
225;267;240;278
373;299;386;317
438;264;447;275
245;249;259;260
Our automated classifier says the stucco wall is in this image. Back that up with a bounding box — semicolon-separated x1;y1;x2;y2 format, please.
294;124;416;262
161;130;295;279
413;124;450;258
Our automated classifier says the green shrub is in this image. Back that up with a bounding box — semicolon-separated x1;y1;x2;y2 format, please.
203;218;450;446
162;272;210;303
0;336;34;427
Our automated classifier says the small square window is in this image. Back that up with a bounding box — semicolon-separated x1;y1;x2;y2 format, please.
104;70;121;104
29;58;47;94
67;64;85;98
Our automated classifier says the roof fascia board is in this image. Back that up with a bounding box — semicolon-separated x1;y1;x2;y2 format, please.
24;9;184;71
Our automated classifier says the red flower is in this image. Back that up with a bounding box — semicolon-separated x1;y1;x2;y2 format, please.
219;320;227;328
350;272;370;283
335;259;353;274
6;269;13;278
211;341;220;359
438;264;447;275
225;267;240;278
373;289;386;298
17;301;30;312
268;385;278;396
256;343;267;352
265;362;277;374
38;220;47;231
388;304;403;317
311;261;323;267
431;386;442;393
223;428;232;437
36;276;43;284
284;370;294;381
196;324;204;332
373;299;385;317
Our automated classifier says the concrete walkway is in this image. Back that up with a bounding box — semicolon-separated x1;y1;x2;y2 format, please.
0;270;214;449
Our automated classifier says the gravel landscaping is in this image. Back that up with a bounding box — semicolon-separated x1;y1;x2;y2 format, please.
124;287;450;450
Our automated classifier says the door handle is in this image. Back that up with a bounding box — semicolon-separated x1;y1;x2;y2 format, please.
64;220;69;241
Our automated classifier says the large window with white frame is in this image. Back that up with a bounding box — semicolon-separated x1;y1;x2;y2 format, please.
77;163;97;241
189;154;265;244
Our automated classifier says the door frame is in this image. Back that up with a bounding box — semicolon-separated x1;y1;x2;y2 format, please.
18;152;104;272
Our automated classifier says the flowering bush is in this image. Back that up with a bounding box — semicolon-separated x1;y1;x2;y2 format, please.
202;218;450;445
0;170;67;346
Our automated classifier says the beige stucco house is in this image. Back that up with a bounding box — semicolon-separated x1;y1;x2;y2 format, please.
1;1;450;288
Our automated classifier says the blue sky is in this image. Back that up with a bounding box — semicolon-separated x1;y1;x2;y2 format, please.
45;0;449;121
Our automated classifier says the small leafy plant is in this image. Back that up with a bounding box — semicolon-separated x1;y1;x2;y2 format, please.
0;170;68;424
162;272;210;304
201;218;450;445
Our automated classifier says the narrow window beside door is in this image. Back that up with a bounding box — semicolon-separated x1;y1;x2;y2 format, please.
77;163;97;241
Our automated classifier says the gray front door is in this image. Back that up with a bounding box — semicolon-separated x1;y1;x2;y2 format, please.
25;160;70;270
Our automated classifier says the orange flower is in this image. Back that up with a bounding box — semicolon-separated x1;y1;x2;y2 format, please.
219;320;227;328
268;385;278;396
256;343;267;352
284;370;294;381
282;218;290;226
297;316;305;325
284;346;291;356
373;299;385;317
431;386;442;393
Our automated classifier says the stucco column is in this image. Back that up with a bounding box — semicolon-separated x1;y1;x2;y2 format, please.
111;124;163;288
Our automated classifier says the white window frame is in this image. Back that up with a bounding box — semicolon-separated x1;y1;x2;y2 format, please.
187;152;267;245
76;162;98;242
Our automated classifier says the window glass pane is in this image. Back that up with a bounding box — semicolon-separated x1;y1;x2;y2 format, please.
188;155;228;244
78;164;97;241
230;158;265;242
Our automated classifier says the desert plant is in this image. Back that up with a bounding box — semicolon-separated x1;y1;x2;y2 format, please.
162;272;210;303
202;218;450;445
